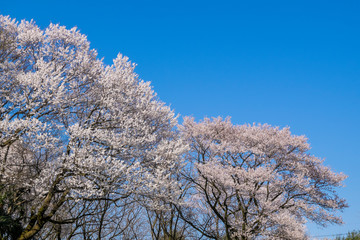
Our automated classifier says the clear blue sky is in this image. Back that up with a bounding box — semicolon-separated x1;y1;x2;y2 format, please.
2;0;359;238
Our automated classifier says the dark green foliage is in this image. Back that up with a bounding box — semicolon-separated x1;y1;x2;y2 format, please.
335;230;360;240
0;193;23;240
0;215;23;240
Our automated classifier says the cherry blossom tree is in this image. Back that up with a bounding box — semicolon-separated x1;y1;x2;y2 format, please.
0;14;349;240
0;15;187;239
180;117;347;240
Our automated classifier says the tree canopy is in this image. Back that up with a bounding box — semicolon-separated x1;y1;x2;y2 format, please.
180;117;347;239
0;15;186;239
0;15;347;240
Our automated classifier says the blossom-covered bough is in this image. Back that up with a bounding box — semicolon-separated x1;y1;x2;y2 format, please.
0;14;348;240
0;15;187;239
180;117;347;240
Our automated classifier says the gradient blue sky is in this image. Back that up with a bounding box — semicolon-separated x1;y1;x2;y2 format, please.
2;0;359;238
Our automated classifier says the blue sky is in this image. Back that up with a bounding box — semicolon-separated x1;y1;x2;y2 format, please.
2;0;359;238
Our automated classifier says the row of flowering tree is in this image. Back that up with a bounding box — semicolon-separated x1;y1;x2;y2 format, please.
0;15;347;240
